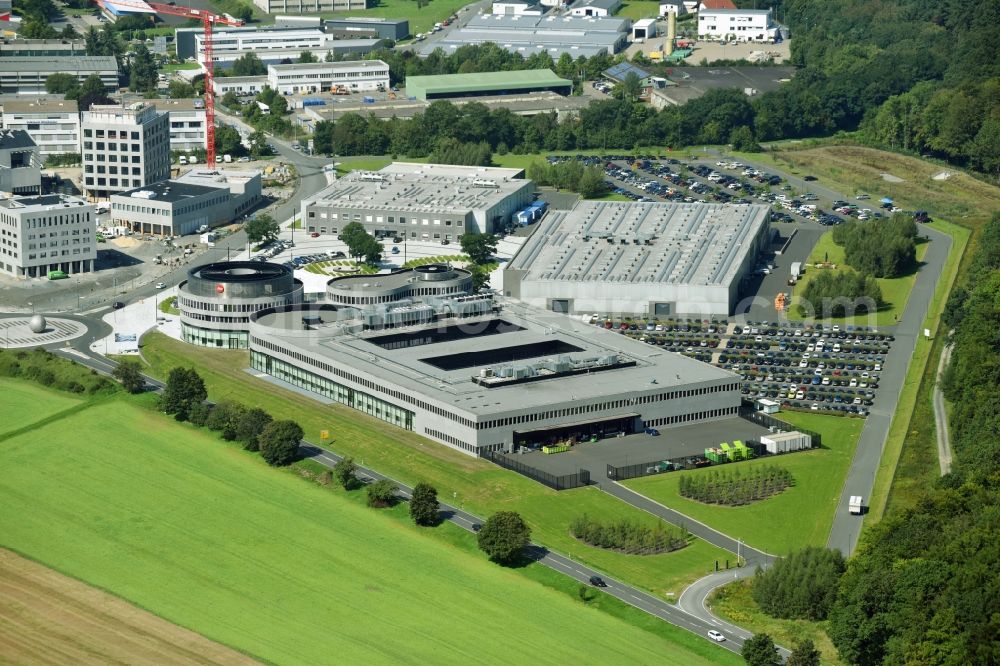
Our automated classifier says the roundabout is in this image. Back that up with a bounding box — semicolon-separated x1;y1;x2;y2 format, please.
0;315;90;349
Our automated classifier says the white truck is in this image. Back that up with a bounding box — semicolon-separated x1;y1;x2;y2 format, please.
789;261;803;285
849;495;864;515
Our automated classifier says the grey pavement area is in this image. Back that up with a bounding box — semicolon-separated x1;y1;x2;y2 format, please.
513;417;770;477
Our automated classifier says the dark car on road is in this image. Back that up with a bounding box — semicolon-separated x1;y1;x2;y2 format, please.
589;575;608;587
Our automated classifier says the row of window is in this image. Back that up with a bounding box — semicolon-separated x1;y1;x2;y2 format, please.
423;428;503;454
84;129;140;140
181;323;247;349
328;283;470;306
252;351;414;429
252;335;478;428
83;142;141;153
179;296;293;313
274;72;388;80
85;166;142;175
308;210;466;228
643;406;738;428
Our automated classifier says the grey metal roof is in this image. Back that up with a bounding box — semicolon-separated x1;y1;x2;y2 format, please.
253;307;736;418
0;129;36;150
113;180;218;204
507;201;770;287
0;55;118;72
604;61;652;82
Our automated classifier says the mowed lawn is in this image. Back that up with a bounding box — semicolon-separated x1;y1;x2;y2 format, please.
0;379;82;437
624;413;864;555
0;399;727;665
789;230;928;328
138;332;734;598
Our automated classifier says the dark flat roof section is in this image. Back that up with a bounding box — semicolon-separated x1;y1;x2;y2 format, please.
366;318;524;350
421;340;585;371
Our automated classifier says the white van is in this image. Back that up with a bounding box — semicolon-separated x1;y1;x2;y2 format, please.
179;155;188;165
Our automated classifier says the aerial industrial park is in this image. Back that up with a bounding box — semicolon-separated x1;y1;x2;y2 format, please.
0;0;995;664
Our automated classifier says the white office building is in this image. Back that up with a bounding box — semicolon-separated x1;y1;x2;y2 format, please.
697;8;778;42
154;98;207;153
0;194;95;278
266;60;390;95
569;0;621;17
301;162;534;239
81;103;171;200
252;0;365;15
1;99;81;157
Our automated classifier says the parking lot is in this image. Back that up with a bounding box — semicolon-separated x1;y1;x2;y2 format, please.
578;315;891;418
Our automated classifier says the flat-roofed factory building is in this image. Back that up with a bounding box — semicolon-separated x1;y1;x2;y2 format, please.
248;298;740;456
504;200;772;316
405;70;572;101
300;162;534;238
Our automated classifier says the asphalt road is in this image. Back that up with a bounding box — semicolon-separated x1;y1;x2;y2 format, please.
297;443;753;657
825;225;950;555
934;341;954;475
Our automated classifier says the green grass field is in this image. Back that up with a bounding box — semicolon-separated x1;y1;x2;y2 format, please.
617;1;662;20
624;413;864;555
787;230;928;328
0;392;738;665
0;379;81;438
137;332;734;598
308;0;470;36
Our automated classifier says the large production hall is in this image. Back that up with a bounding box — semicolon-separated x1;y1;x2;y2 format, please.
248;291;740;457
503;200;773;316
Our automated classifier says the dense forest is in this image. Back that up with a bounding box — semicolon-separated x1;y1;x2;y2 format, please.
320;0;999;176
818;213;1000;665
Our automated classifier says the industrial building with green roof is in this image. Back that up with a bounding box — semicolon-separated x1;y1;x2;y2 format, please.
404;69;573;101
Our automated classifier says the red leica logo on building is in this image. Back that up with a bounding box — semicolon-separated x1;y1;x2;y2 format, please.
216;284;225;294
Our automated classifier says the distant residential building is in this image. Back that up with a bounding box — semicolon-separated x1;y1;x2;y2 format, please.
266;60;390;95
568;0;621;17
698;0;735;9
0;129;41;195
659;0;686;15
177;26;381;67
81;103;170;200
110;169;262;236
698;8;778;41
0;56;118;94
154;98;207;152
1;99;81;157
0;194;95;278
213;76;267;96
252;0;366;15
492;0;544;16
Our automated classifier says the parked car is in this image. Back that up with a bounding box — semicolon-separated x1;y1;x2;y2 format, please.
707;630;725;642
310;232;320;238
155;282;166;289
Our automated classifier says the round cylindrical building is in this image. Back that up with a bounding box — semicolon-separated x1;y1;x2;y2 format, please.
325;264;473;307
178;261;303;348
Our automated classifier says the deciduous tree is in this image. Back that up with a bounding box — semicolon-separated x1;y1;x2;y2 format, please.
409;482;439;526
366;479;396;508
477;511;530;565
258;420;303;466
112;359;145;394
160;367;206;420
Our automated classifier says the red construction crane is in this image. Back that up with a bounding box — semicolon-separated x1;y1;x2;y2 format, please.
95;1;245;168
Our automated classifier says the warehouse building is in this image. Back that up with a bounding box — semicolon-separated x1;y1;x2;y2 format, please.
266;60;390;95
491;0;545;16
248;299;741;456
110;169;262;236
1;99;80;157
154;98;207;153
406;69;572;101
301;162;534;238
504;200;771;316
0;38;86;56
420;14;630;59
178;261;304;349
81;102;170;200
0;56;118;94
568;0;621;17
0;194;95;278
324;17;410;40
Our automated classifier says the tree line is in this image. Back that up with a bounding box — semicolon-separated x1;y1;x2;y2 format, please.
751;546;846;622
570;514;687;555
526;160;608;199
678;465;794;506
798;271;883;319
832;216;918;279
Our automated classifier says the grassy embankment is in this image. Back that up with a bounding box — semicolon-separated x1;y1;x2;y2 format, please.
137;332;734;599
0;381;739;665
786;230;929;328
624;413;864;556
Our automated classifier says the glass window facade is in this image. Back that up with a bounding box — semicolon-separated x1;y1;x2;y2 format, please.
251;350;414;430
182;322;248;348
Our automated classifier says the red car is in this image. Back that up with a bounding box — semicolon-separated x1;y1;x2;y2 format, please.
310;232;320;238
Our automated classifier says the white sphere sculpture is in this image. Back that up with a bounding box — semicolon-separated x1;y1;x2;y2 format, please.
28;314;46;334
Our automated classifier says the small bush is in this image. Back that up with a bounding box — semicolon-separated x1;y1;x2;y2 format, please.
366;479;397;508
